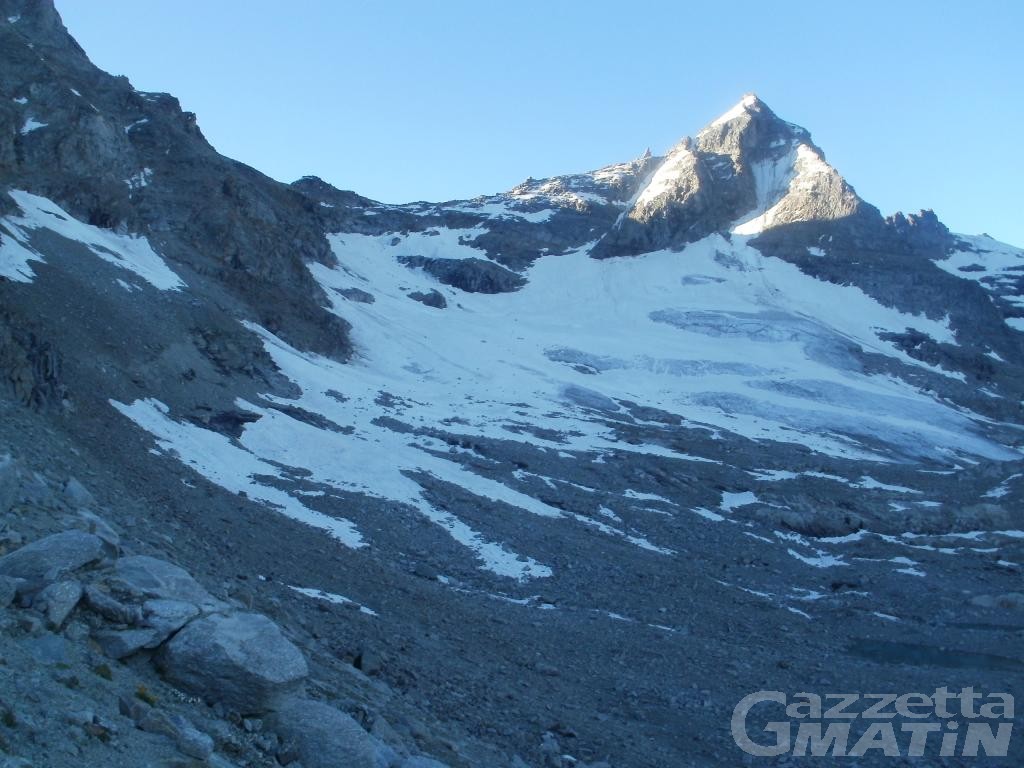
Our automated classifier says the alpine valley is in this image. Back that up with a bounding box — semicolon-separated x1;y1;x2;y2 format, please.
0;2;1022;767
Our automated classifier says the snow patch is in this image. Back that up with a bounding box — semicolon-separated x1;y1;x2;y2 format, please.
20;118;47;135
111;398;366;548
288;586;377;616
707;94;759;128
3;191;185;290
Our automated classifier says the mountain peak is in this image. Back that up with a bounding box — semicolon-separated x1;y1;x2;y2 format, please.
697;93;809;149
591;95;866;257
705;92;765;128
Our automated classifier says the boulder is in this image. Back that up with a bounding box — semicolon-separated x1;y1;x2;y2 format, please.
111;555;223;611
157;612;308;714
141;598;199;645
270;696;377;768
170;715;215;760
0;531;105;588
34;579;82;628
62;477;95;509
83;584;143;625
94;628;162;659
408;289;447;309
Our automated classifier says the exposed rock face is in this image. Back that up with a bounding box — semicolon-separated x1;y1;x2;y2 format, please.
593;94;870;257
0;0;351;360
408;289;448;309
398;256;526;294
157;612;309;714
0;313;64;409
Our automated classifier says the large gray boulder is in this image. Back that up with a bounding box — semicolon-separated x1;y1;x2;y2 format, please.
0;531;105;588
142;598;199;643
270;696;377;768
157;612;308;714
111;555;224;611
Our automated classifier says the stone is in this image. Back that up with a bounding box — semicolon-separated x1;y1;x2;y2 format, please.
141;598;199;645
169;715;214;760
34;579;82;628
355;647;383;676
408;289;447;309
136;707;176;736
0;575;22;608
339;287;375;304
0;531;105;588
112;555;223;611
94;628;161;659
62;477;95;509
75;510;121;555
269;696;377;768
157;612;308;714
83;584;143;625
66;709;96;728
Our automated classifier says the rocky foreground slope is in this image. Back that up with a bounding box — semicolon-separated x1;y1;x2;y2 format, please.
1;1;1023;767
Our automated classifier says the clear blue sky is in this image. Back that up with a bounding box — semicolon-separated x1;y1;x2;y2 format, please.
57;0;1023;245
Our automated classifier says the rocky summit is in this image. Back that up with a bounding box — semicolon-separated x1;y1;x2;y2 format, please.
1;2;1023;767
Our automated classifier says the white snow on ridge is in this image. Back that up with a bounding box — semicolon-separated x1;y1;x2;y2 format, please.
855;476;921;494
938;234;1024;287
288;586;377;616
707;93;759;129
447;200;555;223
733;144;833;235
20;118;47;135
331;227;490;265
939;235;1024;328
1;221;44;283
2;191;185;290
721;491;758;513
634;142;697;210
